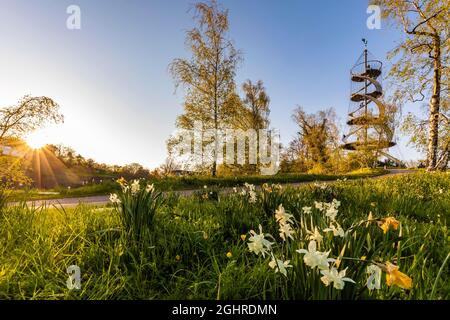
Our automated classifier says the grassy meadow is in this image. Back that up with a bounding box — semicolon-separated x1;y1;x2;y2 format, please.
0;172;448;300
7;168;387;202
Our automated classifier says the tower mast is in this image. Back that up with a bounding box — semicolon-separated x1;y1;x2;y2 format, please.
363;39;368;146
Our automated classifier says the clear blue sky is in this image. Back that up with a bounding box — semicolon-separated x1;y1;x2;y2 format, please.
0;0;422;168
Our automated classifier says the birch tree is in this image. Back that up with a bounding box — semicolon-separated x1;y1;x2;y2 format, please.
170;0;242;176
371;0;449;170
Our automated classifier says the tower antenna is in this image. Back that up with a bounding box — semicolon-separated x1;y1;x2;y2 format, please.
362;38;368;47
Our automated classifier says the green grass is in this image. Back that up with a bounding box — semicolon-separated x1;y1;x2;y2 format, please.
0;171;448;300
7;168;387;202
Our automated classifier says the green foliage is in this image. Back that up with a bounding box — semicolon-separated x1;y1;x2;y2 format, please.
169;0;243;176
111;179;164;243
0;155;31;188
371;0;449;170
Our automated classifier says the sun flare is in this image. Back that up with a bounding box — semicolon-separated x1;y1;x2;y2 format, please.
25;130;50;149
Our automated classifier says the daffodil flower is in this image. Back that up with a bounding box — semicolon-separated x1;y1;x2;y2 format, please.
302;206;312;214
320;267;355;290
275;204;294;225
296;240;334;270
307;227;323;244
323;222;345;238
325;206;338;221
249;190;257;203
384;262;412;290
273;184;283;191
314;201;324;211
116;177;127;188
130;179;140;195
332;199;341;208
262;183;272;192
109;193;121;204
279;223;295;241
146;184;155;193
248;225;274;258
378;217;400;234
269;258;292;277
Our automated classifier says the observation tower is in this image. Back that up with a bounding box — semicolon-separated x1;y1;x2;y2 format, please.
342;39;401;165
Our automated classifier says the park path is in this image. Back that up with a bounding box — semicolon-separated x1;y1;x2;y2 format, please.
13;169;414;209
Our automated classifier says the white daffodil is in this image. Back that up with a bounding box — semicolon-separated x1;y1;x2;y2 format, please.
296;240;334;270
307;227;323;244
249;190;257;203
320;267;356;290
130;179;140;195
324;223;345;238
314;201;324;211
332;199;341;208
366;264;382;290
279;223;295;241
269;258;292;277
109;193;121;204
275;204;294;225
146;184;155;193
325;206;338;221
302;206;312;214
273;184;283;191
248;225;274;258
244;182;255;192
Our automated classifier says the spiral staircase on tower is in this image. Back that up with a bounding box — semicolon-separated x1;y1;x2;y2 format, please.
342;43;403;166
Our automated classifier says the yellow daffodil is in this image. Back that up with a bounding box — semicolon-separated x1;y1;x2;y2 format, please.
226;252;233;258
384;262;412;290
240;234;247;241
175;255;181;261
116;177;127;187
378;217;400;234
262;183;272;193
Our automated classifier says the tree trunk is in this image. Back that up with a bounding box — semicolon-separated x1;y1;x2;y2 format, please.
426;37;441;171
436;139;450;171
212;93;218;177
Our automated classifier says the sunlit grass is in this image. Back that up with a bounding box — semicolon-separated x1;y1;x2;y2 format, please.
0;172;448;300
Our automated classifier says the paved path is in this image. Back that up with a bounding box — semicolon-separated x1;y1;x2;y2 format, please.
13;169;414;208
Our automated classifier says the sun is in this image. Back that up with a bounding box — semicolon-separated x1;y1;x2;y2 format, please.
25;130;50;150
